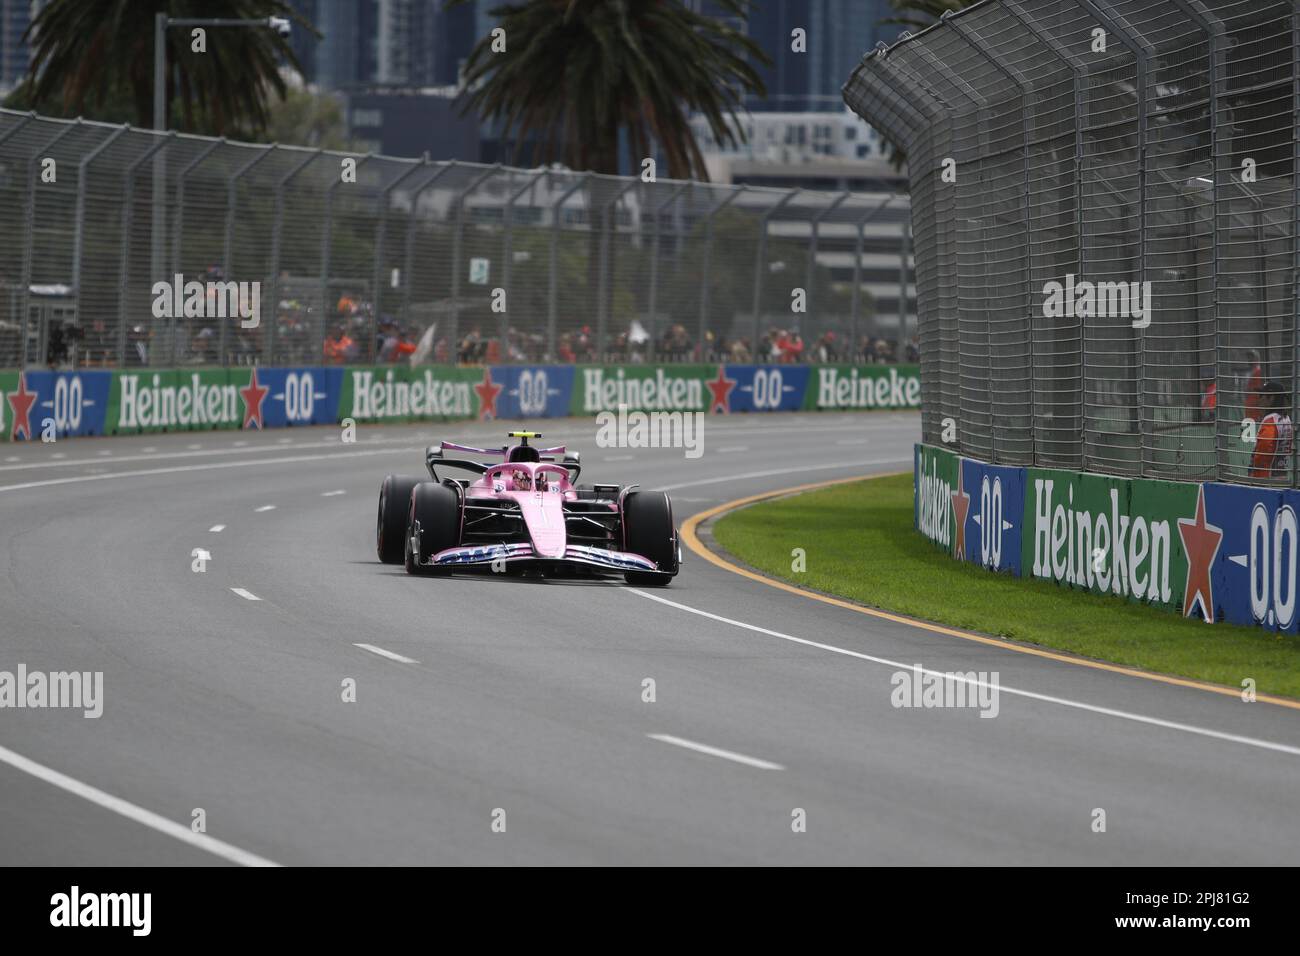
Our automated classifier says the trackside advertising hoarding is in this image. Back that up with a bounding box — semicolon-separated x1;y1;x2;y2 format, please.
914;443;1300;633
0;363;920;441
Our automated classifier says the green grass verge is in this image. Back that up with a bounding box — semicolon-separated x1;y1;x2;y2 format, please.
711;473;1300;700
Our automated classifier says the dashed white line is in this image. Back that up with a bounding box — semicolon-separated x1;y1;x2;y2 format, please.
209;524;226;533
647;734;784;770
628;590;1300;758
254;505;276;513
0;741;279;867
603;454;634;462
321;490;346;497
51;452;66;460
98;450;113;456
230;588;261;601
353;643;419;664
142;447;157;453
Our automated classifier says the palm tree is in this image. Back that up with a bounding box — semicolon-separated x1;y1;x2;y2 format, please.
20;0;311;136
450;0;768;179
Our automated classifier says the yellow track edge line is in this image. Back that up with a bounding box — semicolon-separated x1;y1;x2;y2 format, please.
681;471;1300;712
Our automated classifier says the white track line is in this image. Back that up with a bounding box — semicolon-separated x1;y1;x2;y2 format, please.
230;588;261;601
0;447;417;494
628;590;1300;758
254;505;276;513
660;457;909;491
647;734;784;770
0;742;279;866
209;524;226;533
321;490;346;497
353;643;419;664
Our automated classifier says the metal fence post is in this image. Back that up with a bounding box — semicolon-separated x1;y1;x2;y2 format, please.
751;189;799;358
398;160;455;348
449;164;500;362
502;169;546;362
72;125;128;325
221;144;276;367
1293;8;1300;486
547;172;590;361
368;154;426;363
21;119;81;368
850;195;896;356
698;186;744;362
171;136;223;277
1002;0;1088;469
596;178;639;360
805;190;848;341
945;10;1036;462
318;152;371;365
265;147;322;365
647;182;689;360
116;131;176;368
1080;0;1151;475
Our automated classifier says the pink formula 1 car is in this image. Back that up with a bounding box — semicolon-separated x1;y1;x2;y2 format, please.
376;432;681;585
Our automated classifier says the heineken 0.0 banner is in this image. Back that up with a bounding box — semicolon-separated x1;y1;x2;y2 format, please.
915;442;1300;634
0;363;920;441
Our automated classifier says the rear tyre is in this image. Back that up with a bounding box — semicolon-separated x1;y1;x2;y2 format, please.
377;474;420;563
621;490;678;586
405;481;462;576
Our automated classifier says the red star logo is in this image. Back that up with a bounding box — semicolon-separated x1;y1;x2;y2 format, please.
1177;485;1222;622
239;368;268;430
6;372;37;441
475;368;502;421
706;365;736;413
951;465;971;560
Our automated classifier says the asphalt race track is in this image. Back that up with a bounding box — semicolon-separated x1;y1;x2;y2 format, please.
1;410;1298;865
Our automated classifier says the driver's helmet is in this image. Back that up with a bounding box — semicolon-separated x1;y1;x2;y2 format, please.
535;472;548;492
512;469;531;491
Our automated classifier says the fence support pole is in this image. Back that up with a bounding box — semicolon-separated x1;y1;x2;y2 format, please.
647;182;689;360
222;144;277;367
72;125;129;336
547;173;591;361
448;164;501;363
1080;0;1151;476
1003;0;1088;469
751;189;799;357
317;153;371;366
399;161;456;347
21;120;81;368
699;187;744;362
170;137;223;279
596;178;639;361
368;154;428;363
850;195;896;358
265;147;323;365
115;131;176;369
501;169;546;361
804;190;848;345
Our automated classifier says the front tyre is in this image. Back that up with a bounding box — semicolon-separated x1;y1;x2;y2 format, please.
622;491;679;586
405;482;462;576
377;474;421;563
